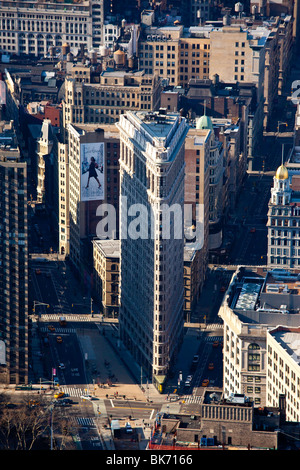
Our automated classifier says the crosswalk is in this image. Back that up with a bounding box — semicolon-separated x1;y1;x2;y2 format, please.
40;314;92;323
182;395;202;405
40;326;76;334
70;417;98;428
68;416;98;428
60;386;88;398
205;335;223;343
206;324;224;330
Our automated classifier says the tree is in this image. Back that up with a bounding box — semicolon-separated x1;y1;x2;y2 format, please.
0;397;49;450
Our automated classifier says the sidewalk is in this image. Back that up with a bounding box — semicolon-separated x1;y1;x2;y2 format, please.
78;324;163;404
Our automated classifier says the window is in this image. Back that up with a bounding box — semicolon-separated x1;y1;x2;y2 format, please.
248;343;260;371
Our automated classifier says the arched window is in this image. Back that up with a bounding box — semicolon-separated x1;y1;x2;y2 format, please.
249;343;260;350
248;343;260;371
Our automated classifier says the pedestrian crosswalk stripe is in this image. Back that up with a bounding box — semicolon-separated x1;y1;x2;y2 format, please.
40;327;76;334
69;416;97;427
40;314;92;322
76;417;97;427
182;395;202;405
205;335;223;342
61;386;85;398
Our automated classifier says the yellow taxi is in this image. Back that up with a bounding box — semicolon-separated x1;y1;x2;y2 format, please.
202;379;209;387
54;392;65;399
56;336;63;343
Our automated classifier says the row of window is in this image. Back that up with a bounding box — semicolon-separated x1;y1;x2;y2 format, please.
271;218;300;226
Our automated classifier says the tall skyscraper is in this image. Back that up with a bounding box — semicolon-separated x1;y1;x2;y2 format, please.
117;110;188;392
0;121;28;385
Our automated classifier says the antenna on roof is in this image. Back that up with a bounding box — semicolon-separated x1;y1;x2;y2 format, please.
282;144;284;165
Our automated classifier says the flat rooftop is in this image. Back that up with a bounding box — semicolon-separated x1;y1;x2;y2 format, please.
93;239;120;259
263;270;300;296
270;327;300;365
227;267;300;317
70;123;119;138
135;110;179;140
231;276;264;310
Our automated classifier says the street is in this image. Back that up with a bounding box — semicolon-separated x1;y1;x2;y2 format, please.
22;95;298;449
104;399;159;421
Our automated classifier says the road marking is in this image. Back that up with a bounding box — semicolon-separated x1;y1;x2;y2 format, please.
150;409;155;420
61;386;85;397
70;417;97;427
110;399;115;408
113;405;154;411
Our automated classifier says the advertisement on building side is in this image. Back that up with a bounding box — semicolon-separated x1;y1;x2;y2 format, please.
80;142;105;202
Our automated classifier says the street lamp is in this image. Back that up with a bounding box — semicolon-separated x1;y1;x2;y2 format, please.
277;121;288;134
32;301;50;319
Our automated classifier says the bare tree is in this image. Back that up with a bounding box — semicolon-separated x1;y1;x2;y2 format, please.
0;395;49;450
0;394;80;450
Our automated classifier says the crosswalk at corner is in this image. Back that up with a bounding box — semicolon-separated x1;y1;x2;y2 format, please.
205;335;223;343
60;386;85;398
40;326;76;334
69;416;98;428
40;314;92;323
182;395;202;405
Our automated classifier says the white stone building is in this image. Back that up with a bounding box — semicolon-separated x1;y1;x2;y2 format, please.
267;163;300;268
117;110;188;391
0;0;106;57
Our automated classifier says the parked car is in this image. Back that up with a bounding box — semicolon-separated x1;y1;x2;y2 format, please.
125;422;133;433
5;403;17;409
58;362;65;369
185;375;193;387
80;395;93;400
62;398;74;405
191;355;199;369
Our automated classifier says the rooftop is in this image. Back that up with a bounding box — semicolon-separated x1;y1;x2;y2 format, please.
224;267;300;322
0;120;20;161
93;239;120;259
263;270;300;296
270;326;300;365
231;275;264;310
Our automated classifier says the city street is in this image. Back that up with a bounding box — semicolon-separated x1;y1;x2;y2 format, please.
23;86;299;447
104;399;159;421
226;173;271;265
